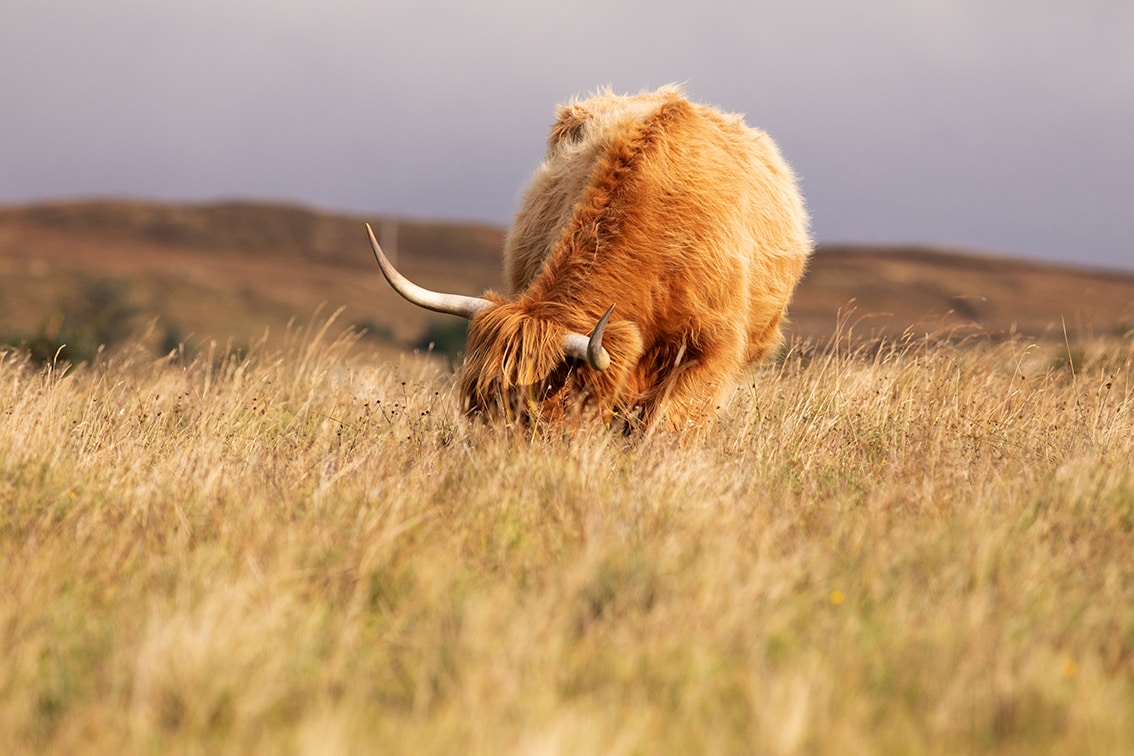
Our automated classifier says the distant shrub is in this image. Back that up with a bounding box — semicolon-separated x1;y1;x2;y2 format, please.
414;319;468;364
158;320;192;358
2;277;138;366
350;319;397;343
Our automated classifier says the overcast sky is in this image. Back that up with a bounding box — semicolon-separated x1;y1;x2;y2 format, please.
2;1;1132;271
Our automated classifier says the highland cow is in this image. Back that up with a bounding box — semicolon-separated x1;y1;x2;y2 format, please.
367;86;811;431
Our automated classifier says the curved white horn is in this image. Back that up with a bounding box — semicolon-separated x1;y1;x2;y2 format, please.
365;223;493;319
563;304;614;371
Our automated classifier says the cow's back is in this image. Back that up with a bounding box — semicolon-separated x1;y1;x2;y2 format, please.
503;86;810;368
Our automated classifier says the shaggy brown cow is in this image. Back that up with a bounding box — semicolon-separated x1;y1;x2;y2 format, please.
367;85;811;431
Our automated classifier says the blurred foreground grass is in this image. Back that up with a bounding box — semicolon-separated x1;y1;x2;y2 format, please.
2;318;1132;754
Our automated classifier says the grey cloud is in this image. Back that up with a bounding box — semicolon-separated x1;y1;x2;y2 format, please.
1;0;1130;269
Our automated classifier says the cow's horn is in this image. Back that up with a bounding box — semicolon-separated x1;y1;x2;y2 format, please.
563;304;614;371
366;223;493;319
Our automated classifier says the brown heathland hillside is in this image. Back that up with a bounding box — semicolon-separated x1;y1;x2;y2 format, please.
2;199;1132;356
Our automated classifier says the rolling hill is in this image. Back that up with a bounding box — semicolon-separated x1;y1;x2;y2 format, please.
2;199;1132;359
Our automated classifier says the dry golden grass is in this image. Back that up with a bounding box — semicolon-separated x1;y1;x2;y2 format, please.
2;315;1133;755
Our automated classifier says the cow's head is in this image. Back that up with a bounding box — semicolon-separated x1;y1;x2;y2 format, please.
366;224;619;426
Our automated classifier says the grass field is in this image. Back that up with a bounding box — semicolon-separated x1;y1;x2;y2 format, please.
2;315;1132;754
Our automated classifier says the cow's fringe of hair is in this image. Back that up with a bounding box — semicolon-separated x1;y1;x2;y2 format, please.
462;306;565;400
461;302;644;426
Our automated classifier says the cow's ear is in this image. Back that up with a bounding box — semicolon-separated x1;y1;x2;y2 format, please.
548;104;588;151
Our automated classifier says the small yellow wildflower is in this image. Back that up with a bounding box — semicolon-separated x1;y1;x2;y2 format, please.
830;590;845;606
1063;658;1078;678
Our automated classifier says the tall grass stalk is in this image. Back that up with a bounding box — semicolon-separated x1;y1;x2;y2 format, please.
2;321;1132;754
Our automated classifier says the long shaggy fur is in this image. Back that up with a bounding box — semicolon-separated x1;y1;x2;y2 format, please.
463;85;812;431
